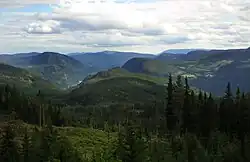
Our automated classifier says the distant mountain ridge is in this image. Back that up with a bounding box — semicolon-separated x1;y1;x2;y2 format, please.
160;49;205;54
24;52;95;88
0;63;57;94
122;47;250;95
69;51;155;70
29;52;84;68
0;52;96;88
1;47;250;93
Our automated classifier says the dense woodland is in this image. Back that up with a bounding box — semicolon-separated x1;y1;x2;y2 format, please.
0;74;250;162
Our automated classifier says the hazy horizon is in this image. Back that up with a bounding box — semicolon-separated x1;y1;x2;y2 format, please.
1;47;250;56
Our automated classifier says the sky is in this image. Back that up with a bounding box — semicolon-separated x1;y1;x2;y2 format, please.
0;0;249;54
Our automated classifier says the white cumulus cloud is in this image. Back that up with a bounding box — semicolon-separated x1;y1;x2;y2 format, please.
0;0;250;53
24;20;61;34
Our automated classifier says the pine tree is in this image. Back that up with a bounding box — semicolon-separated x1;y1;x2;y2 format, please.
116;123;147;162
236;87;241;104
204;92;207;103
22;128;32;162
38;128;55;161
166;74;177;134
200;93;216;148
173;75;184;135
219;82;234;135
176;75;183;88
238;92;249;160
190;90;199;135
182;77;191;134
36;90;46;128
233;87;241;134
55;135;83;162
0;124;20;162
225;82;233;99
184;77;189;90
184;134;199;162
198;90;203;106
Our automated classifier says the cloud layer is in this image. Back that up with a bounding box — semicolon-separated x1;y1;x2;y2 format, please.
0;0;57;8
0;0;249;53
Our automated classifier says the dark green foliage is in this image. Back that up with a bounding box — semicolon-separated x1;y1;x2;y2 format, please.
68;77;166;106
237;92;250;160
0;85;68;126
225;82;233;99
0;124;20;162
0;63;58;95
171;75;184;135
181;77;191;134
116;123;147;162
58;76;250;162
38;128;55;161
219;82;235;136
199;93;217;147
1;68;250;162
21;128;32;162
0;123;84;162
166;74;177;134
176;75;183;88
55;135;83;162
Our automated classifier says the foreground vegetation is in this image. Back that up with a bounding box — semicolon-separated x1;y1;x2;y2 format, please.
1;74;250;162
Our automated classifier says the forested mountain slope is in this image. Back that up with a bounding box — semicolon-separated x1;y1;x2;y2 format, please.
67;77;166;106
0;52;98;89
0;63;57;94
69;51;155;70
1;65;250;161
123;48;250;95
24;52;93;88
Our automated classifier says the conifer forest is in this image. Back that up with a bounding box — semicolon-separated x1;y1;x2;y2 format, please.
1;74;250;162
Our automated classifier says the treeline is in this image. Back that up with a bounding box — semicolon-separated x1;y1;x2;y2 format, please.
67;75;250;139
1;74;250;161
65;75;250;161
0;85;69;126
93;75;250;162
0;121;82;162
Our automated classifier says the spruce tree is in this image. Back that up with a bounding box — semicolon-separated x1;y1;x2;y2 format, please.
190;90;199;135
166;74;176;134
38;128;55;161
116;123;147;162
200;93;216;147
238;92;249;160
56;135;82;162
36;90;46;128
198;90;203;106
22;128;32;162
173;75;184;135
176;75;183;88
184;77;189;90
182;77;191;134
233;87;241;134
225;82;233;99
219;82;234;136
236;87;241;103
0;124;20;162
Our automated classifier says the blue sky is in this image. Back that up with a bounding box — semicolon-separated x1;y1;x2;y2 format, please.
0;0;249;54
0;4;53;13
